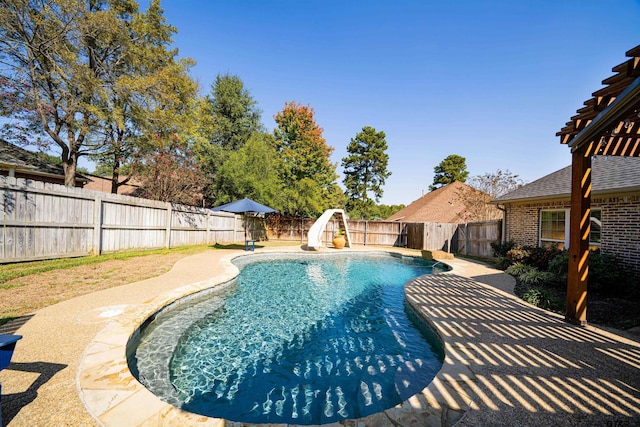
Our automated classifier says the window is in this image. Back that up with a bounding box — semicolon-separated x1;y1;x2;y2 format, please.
540;210;568;249
539;208;602;249
590;209;602;247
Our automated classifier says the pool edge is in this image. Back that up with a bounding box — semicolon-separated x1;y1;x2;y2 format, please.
77;246;468;426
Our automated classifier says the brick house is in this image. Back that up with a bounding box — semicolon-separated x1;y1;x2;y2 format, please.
0;139;88;187
493;156;640;272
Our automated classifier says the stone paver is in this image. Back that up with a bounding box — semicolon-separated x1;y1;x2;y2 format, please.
0;246;638;426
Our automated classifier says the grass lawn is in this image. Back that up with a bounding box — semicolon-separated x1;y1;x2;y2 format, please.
0;241;302;327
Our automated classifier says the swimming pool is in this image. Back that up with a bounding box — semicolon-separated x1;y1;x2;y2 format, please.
129;253;446;425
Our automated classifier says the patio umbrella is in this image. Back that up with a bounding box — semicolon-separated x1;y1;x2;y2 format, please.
211;198;277;241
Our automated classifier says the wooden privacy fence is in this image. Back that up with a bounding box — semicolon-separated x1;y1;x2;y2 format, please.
457;220;502;258
267;216;407;247
0;176;503;263
404;220;502;258
0;176;237;263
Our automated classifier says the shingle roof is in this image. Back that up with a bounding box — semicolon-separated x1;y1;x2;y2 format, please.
493;156;640;203
0;139;88;182
0;139;64;175
387;181;500;223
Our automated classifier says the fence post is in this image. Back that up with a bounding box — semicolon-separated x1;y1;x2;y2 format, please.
422;223;427;250
364;221;368;246
92;196;103;255
165;204;172;249
465;223;469;255
206;210;211;245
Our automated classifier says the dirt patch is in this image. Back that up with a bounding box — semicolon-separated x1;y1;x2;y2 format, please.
0;252;194;320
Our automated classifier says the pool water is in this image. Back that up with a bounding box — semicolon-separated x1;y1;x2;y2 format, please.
131;253;445;425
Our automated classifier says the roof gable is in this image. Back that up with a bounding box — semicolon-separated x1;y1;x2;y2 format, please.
387;181;498;223
494;157;640;202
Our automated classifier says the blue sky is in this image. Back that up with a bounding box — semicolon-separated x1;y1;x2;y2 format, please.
157;0;640;205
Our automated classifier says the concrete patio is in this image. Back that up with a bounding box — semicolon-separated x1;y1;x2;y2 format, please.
0;246;638;426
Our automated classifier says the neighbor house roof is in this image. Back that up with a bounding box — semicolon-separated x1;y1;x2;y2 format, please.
387;181;498;223
493;156;640;203
0;139;88;184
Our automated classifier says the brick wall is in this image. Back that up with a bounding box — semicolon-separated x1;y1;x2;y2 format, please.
503;192;640;272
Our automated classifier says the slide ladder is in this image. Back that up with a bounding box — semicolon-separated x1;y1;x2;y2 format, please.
307;209;352;250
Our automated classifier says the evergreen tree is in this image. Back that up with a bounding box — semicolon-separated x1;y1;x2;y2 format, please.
195;73;263;204
342;126;391;219
429;154;469;191
273;102;344;217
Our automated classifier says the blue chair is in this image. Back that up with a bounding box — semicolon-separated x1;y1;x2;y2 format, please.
245;239;256;251
1;334;22;427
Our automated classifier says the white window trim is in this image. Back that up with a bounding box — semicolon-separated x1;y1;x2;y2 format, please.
539;208;570;248
589;208;602;247
538;208;602;249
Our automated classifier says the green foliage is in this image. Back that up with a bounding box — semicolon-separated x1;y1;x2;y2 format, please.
547;251;569;285
195;74;264;204
342;126;391;218
588;250;627;294
520;269;555;286
211;132;282;208
494;256;513;270
273;102;343;217
491;240;517;258
505;263;535;278
0;0;195;188
347;203;405;220
521;288;563;312
506;263;554;286
429;154;469;191
523;246;563;271
199;73;263;151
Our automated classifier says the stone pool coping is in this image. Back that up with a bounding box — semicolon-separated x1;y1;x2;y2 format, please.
77;246;476;426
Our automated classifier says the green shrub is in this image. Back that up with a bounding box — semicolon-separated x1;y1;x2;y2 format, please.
547;251;569;285
524;245;563;271
494;256;513;270
589;250;627;295
521;287;563;312
505;263;535;278
522;288;552;308
491;240;517;258
519;269;555;286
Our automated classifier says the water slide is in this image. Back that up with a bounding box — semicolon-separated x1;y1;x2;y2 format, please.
307;209;352;250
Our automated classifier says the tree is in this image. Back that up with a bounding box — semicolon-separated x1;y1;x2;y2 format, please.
0;0;192;189
194;74;264;204
136;145;205;206
198;74;263;152
457;169;525;221
273;101;343;217
342;126;391;219
211;132;282;208
91;0;194;194
429;154;469;191
467;169;525;199
134;59;202;204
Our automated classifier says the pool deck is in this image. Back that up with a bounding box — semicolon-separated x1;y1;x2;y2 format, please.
0;245;639;426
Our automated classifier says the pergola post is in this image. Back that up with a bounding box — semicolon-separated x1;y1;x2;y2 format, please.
566;144;591;325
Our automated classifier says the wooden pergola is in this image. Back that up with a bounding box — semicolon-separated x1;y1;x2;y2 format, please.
557;44;640;325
